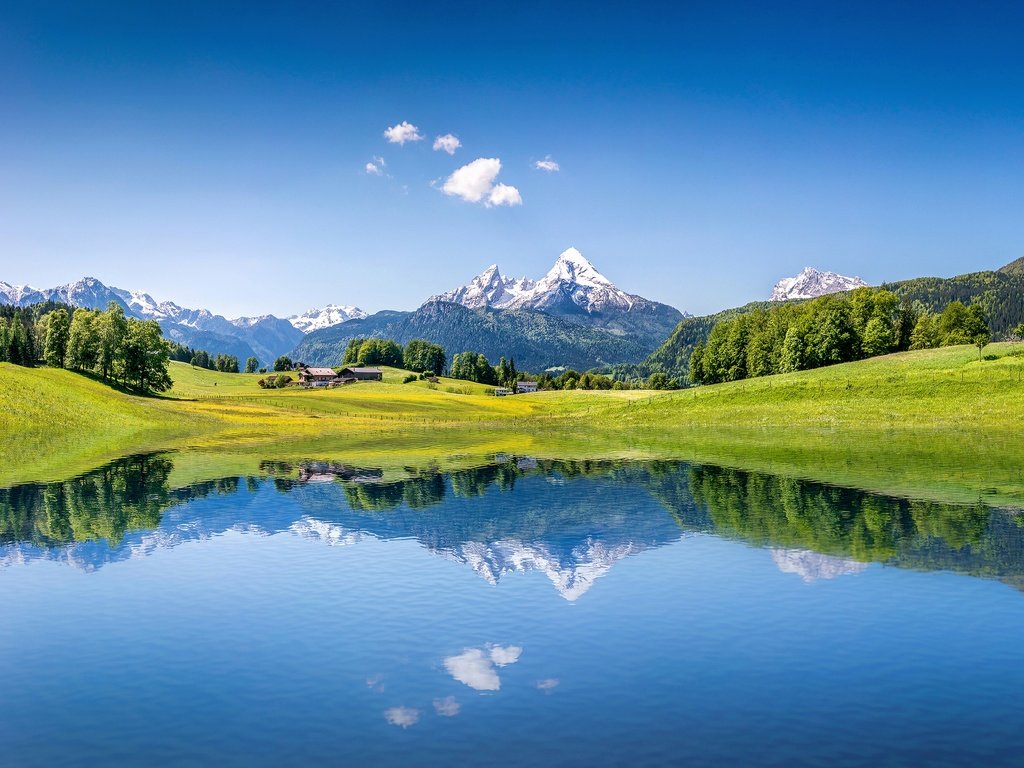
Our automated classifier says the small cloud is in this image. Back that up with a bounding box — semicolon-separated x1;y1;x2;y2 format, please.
534;156;560;172
536;678;559;692
487;183;522;208
384;706;420;728
433;134;461;155
366;674;386;691
365;156;386;176
433;696;461;716
383;121;424;145
489;645;523;667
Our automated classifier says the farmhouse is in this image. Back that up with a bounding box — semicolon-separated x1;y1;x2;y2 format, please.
298;367;339;386
517;381;539;393
340;367;383;381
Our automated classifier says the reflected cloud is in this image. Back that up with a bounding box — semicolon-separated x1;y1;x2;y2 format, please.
433;696;460;716
444;648;500;691
444;644;522;691
771;549;870;583
536;678;559;692
489;645;522;666
384;706;420;728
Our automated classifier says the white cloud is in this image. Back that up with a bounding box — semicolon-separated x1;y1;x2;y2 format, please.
384;706;420;728
534;156;560;172
536;678;559;691
489;645;523;666
383;121;423;145
433;134;461;155
433;696;461;716
365;156;386;176
441;157;522;208
444;648;500;691
487;183;522;208
442;157;501;203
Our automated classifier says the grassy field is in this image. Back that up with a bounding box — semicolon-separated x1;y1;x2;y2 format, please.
3;345;1024;504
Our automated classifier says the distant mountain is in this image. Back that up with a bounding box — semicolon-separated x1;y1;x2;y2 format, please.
433;247;653;316
291;300;657;371
770;267;869;300
0;276;364;365
294;248;686;370
287;304;368;333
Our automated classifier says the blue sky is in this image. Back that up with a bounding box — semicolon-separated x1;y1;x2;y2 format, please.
1;0;1022;317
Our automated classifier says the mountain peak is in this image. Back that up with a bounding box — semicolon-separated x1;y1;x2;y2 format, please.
770;267;869;301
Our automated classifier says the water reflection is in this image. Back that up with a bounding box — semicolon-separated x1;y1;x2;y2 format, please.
3;453;1023;594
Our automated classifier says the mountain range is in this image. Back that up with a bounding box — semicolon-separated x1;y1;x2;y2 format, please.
1;255;902;373
0;277;367;366
292;248;686;370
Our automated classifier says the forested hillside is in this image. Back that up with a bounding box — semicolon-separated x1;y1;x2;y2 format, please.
645;260;1024;382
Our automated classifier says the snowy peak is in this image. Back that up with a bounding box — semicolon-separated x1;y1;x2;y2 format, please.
430;263;536;310
432;247;643;315
288;304;368;333
770;267;869;301
541;247;614;289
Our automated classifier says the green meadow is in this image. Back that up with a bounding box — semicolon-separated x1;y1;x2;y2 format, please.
3;343;1023;505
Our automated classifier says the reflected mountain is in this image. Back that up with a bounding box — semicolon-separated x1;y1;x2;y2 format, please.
3;454;1024;595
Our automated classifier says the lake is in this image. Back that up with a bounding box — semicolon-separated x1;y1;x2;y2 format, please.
3;453;1024;767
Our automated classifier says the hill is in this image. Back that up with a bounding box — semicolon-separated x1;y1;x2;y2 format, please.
646;264;1024;381
290;300;660;371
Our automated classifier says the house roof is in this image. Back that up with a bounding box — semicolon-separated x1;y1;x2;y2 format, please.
302;367;337;377
519;380;539;385
344;367;383;374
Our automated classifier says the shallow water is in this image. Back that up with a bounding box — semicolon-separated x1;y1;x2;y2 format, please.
2;454;1024;767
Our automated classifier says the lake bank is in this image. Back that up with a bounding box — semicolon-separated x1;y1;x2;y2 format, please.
2;344;1023;505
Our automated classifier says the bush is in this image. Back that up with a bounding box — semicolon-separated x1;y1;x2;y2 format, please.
402;374;418;384
274;374;292;388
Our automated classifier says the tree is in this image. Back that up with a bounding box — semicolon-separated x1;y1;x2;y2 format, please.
66;309;100;371
95;302;128;382
356;338;403;367
403;340;445;373
909;313;939;350
1013;323;1024;341
44;308;71;368
245;356;259;373
274;355;293;372
861;316;896;358
342;339;365;365
122;319;172;394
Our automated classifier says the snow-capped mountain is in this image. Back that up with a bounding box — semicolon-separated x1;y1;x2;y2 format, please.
770;267;869;301
431;264;536;310
0;275;364;365
288;304;368;333
432;247;648;316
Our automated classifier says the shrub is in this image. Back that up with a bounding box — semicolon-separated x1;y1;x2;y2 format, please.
402;374;417;384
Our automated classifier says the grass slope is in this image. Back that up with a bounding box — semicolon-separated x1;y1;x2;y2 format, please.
4;347;1024;505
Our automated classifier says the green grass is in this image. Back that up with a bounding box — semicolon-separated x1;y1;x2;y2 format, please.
3;345;1024;506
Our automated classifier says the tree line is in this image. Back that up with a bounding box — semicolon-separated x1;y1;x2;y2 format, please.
1;301;174;394
168;343;247;373
339;338;447;375
689;288;992;385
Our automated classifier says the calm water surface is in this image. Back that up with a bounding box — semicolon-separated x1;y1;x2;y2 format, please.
2;454;1024;767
